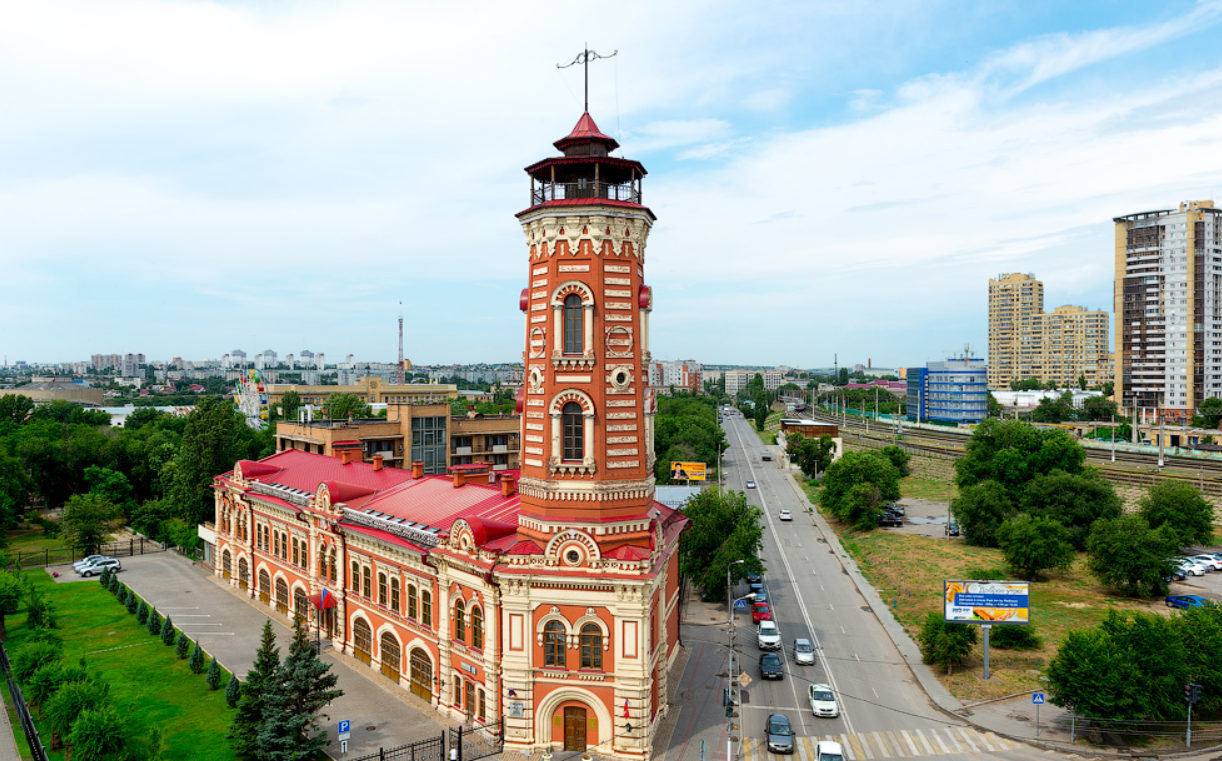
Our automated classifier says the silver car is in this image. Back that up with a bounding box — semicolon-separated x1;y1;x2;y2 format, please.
765;714;794;754
77;557;121;577
793;638;815;665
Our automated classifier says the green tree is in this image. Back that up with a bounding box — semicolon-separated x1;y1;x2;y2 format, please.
125;588;138;614
165;396;266;527
176;634;192;660
26;662;89;717
1178;606;1222;714
986;391;1002;418
1190;396;1222;429
955;419;1085;499
786;435;836;480
678;490;764;601
207;656;223;691
1099;610;1190;720
161;616;176;647
83;466;135;512
1085;515;1179;596
226;674;242;709
70;703;130;761
1077;373;1087;390
59;493;123;555
44;679;104;752
280;390;302;424
12;638;64;684
257;616;343;760
0;571;23;641
879;445;910;477
820;451;901;529
1047;628;1145;722
147;607;162;636
1030;391;1074;423
1079;394;1118;421
996;514;1074;579
1010;378;1043;391
1019;469;1122;549
951;480;1014;547
1137;480;1214;547
916;612;977;675
0;394;35;425
25;583;56;631
229;619;281;760
189;640;206;674
136;600;149;624
321;393;373;421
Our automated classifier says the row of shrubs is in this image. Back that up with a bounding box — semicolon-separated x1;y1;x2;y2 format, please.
98;566;242;705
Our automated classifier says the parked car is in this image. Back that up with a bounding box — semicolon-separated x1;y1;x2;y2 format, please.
883;503;905;516
749;582;765;598
877;514;903;528
77;557;121;577
73;554;109;571
779;509;792;521
1166;595;1211;609
1188;554;1222;571
746;571;763;584
945;522;960;537
753;589;769;603
808;683;839;717
746;480;757;489
1179;559;1209;576
814;741;846;761
764;713;794;753
759;653;784;680
752;602;773;623
1167;567;1188;582
757;620;782;651
793;638;815;665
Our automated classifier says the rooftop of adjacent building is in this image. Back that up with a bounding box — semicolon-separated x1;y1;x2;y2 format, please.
1114;199;1218;224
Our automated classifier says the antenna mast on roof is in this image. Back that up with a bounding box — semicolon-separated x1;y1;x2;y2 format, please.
397;303;405;386
557;44;617;113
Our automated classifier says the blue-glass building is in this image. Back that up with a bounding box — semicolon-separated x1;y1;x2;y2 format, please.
906;358;988;424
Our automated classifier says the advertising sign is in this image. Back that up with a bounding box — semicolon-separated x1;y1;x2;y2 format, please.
943;580;1029;625
670;461;707;481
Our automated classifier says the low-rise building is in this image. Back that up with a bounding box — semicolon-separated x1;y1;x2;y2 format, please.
906;358;988;425
267;376;458;410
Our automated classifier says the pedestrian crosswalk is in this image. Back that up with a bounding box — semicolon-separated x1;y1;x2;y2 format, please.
741;726;1017;760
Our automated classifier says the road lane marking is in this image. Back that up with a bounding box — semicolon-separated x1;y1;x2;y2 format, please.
846;733;870;759
953;727;976;754
913;729;935;755
899;729;918;755
929;728;951;754
873;731;893;757
974;729;996;752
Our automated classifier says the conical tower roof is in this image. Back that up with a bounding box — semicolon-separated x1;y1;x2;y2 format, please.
553;111;620;153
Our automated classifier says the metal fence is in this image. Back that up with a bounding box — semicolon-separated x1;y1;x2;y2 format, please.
451;719;504;761
11;537;166;570
0;642;49;761
348;732;445;761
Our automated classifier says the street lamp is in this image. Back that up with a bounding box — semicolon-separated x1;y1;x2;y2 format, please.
726;559;746;761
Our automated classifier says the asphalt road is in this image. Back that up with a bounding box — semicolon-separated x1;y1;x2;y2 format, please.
667;412;1072;761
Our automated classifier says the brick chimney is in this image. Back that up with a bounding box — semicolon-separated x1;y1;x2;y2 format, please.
372;455;384;471
412;461;424;478
452;470;466;488
500;474;516;498
340;450;353;465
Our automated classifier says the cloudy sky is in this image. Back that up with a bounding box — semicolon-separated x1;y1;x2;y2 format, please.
4;0;1222;369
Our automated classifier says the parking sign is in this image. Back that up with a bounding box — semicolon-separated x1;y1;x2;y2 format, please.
339;720;351;740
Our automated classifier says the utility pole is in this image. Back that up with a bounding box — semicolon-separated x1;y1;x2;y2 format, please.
1111;414;1116;463
1158;399;1165;468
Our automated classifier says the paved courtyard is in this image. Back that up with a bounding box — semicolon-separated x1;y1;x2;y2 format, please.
51;552;450;759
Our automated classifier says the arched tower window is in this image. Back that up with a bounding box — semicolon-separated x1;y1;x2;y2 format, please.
562;402;584;461
563;294;584;355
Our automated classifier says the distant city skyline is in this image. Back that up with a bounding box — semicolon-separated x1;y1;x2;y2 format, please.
4;2;1220;366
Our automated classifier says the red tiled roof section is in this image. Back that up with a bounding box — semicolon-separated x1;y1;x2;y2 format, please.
465;517;518;547
604;544;650;561
505;539;543;555
553;111;619;153
238;460;281;479
243;450;415;493
323;481;377;505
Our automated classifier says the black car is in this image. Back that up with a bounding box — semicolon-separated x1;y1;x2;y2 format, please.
945;522;960;537
877;513;903;527
759;653;784;680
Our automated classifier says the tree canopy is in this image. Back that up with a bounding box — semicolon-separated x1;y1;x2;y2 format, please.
679;490;764;601
1085;515;1178;597
819;450;902;530
1137;480;1215;547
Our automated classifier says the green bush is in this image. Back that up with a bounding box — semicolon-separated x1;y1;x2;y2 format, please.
188;641;205;674
917;611;978;675
25;585;57;631
175;635;191;660
206;656;222;691
12;639;64;685
136;601;149;624
125;589;138;614
989;624;1042;650
160;616;176;647
147;608;162;636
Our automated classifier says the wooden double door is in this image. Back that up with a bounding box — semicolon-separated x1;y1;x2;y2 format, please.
563;707;587;751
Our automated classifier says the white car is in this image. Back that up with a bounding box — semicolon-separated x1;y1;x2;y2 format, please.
779;509;792;521
73;554;108;571
1188;554;1222;571
1178;560;1207;577
808;683;839;718
757;620;782;651
746;480;756;489
793;638;815;665
814;740;845;761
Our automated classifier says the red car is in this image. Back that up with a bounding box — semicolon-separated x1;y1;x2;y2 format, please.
752;602;772;623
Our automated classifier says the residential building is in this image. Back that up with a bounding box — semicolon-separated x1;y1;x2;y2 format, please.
988;273;1043;388
724;370;750;397
1115;200;1222;423
906;358;987;424
210;111;684;759
648;359;702;394
265;376;458;410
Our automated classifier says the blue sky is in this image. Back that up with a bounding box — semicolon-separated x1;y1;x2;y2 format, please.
4;1;1222;369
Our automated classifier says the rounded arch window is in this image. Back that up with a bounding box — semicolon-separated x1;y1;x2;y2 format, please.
562;402;584;461
543;621;566;668
563;294;584;355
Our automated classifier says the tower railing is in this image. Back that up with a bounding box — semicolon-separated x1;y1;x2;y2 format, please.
532;180;640;205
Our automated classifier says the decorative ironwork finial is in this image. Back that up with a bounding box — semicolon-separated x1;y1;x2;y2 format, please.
557;44;617;113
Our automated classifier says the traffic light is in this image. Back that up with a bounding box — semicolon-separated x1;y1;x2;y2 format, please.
1192;684;1203;704
1185;684;1194;703
726;704;734;718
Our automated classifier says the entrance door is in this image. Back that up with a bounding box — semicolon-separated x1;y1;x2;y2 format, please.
323;608;336;638
563;707;587;751
410;650;433;701
275;579;288;615
353;619;372;665
380;632;401;683
258;571;271;605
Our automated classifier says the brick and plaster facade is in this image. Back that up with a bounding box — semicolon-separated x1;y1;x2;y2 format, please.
211;112;686;760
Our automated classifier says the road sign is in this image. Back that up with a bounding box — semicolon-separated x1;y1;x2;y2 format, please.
339;719;351;741
738;671;752;688
734;599;749;610
1032;693;1045;704
341;739;348;755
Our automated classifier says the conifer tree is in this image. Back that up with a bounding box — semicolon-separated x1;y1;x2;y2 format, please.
98;568;111;588
136;600;149;624
228;619;281;760
160;616;176;647
125;588;138;614
206;656;222;691
188;641;205;674
175;634;191;660
256;615;343;759
147;608;162;636
225;674;241;708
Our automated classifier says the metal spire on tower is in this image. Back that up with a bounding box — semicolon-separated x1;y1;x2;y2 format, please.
557;44;617;113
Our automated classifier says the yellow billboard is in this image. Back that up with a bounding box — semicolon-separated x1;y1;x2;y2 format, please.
670;462;706;481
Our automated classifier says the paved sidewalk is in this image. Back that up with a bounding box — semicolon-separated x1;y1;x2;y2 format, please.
52;552;448;759
0;687;21;761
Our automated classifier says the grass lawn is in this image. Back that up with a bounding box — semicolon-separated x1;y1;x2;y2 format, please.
5;525;72;556
805;476;1160;704
5;572;237;761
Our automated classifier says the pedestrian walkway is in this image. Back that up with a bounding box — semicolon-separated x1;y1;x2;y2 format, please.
0;688;21;761
740;726;1019;760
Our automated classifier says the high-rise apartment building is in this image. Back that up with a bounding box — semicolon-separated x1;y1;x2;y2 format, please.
988;273;1110;390
1115;200;1222;423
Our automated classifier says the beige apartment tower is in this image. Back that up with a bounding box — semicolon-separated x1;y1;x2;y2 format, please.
1114;200;1222;424
988;274;1110;390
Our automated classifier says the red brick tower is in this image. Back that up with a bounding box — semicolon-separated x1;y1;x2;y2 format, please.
515;112;657;549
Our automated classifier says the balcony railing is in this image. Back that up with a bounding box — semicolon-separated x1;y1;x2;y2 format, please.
532;181;640;206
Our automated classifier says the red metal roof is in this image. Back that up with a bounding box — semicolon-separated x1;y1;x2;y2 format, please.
554;112;619;153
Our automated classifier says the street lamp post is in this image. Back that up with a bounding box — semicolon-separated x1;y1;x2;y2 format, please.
726;560;746;761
